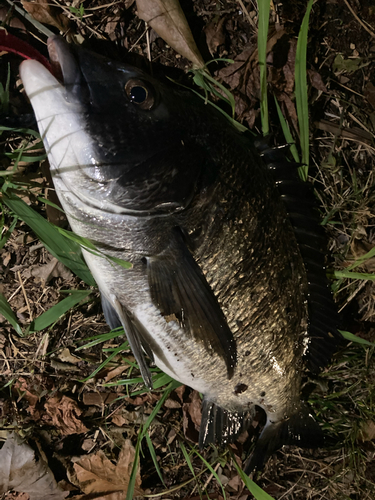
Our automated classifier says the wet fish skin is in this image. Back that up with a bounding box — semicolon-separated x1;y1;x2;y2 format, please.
20;36;340;471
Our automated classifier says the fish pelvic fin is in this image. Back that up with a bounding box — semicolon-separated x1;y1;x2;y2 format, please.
244;405;324;474
147;228;237;378
101;293;153;390
199;399;254;449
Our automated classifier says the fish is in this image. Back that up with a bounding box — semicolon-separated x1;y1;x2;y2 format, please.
20;36;342;472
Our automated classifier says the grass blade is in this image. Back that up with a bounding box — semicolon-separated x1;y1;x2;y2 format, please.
190;448;226;500
3;192;95;286
339;330;375;347
126;433;141;500
0;293;23;336
126;380;181;499
0;213;17;250
28;290;92;333
295;0;314;180
257;0;271;136
179;441;201;495
145;432;166;486
274;95;300;163
5;0;55;37
230;454;275;500
140;380;181;440
80;341;129;382
328;269;375;281
75;328;125;350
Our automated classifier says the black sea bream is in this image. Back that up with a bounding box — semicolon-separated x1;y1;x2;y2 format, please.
20;36;342;471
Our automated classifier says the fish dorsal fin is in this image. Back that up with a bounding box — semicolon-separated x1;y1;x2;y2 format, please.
146;229;237;378
101;293;153;389
256;139;343;372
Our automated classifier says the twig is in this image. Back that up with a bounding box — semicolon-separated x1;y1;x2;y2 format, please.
146;23;152;62
7;284;22;302
201;462;221;492
237;0;257;31
343;0;375;39
17;271;32;322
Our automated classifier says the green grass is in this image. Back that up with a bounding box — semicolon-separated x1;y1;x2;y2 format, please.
295;0;314;180
257;0;271;136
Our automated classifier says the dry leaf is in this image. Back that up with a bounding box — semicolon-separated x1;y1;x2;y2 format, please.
82;393;119;406
182;390;202;442
135;0;204;68
13;378;39;416
104;365;128;382
29;257;73;284
204;17;226;57
365;82;375;110
21;0;70;32
307;69;328;92
0;433;67;500
72;440;143;499
57;348;81;365
44;395;88;435
164;397;181;408
360;420;375;441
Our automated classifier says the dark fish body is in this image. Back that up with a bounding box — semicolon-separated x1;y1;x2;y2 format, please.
20;37;341;471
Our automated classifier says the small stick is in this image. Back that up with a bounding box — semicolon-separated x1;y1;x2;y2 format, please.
17;271;32;322
343;0;375;39
238;0;257;31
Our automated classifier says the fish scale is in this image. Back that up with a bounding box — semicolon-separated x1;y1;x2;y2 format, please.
19;35;343;473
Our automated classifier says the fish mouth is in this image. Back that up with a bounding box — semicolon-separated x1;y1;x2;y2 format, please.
46;36;88;103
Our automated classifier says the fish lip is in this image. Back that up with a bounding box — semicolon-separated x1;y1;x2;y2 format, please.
46;36;86;102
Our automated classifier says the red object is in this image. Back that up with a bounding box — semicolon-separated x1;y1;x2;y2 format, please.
0;30;52;73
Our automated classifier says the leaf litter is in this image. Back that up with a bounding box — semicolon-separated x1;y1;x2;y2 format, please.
1;0;375;499
0;432;67;500
70;440;143;499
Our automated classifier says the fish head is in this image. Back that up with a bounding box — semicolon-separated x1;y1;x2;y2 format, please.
20;36;210;216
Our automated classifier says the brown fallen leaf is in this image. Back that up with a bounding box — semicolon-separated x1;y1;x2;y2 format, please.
135;0;204;68
360;420;375;441
0;433;67;500
182;390;202;442
44;394;88;435
307;69;328;92
71;440;143;499
29;257;73;285
21;0;70;32
13;377;39;417
204;17;226;57
365;81;375;110
82;392;119;406
57;347;82;365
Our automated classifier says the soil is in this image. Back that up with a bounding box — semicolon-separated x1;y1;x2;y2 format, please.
1;1;375;499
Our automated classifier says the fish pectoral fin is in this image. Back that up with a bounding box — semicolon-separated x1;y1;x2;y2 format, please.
244;406;324;474
147;230;237;378
199;399;253;449
104;294;153;390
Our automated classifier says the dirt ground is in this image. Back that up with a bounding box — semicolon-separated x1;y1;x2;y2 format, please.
1;0;375;499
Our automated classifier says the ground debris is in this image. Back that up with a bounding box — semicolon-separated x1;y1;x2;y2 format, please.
69;440;143;499
0;432;68;500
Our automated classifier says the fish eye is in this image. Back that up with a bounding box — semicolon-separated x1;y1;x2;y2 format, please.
125;79;155;110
